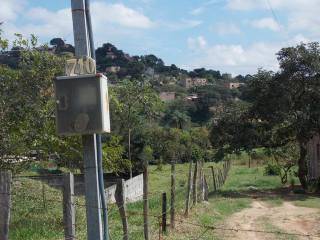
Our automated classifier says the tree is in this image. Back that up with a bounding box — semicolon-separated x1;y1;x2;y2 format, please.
210;101;269;161
110;79;162;176
211;43;320;189
266;142;299;184
0;33;83;172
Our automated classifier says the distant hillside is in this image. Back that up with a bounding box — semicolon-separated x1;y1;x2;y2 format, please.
0;37;252;85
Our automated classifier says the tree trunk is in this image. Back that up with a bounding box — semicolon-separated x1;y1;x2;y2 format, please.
298;142;308;189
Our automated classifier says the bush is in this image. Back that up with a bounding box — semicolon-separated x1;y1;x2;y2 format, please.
264;163;281;176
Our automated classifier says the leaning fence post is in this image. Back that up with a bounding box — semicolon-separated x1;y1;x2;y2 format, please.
210;167;217;192
218;169;222;185
203;175;209;201
219;169;224;186
63;173;75;240
0;171;12;240
192;161;198;205
115;179;129;240
185;159;193;216
162;192;167;234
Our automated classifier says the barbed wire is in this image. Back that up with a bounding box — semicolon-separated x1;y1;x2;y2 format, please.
0;162;234;240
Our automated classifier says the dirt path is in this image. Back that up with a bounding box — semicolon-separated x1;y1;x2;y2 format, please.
221;201;320;240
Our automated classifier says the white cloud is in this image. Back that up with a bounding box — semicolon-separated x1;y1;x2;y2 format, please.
186;41;280;74
187;36;207;50
185;32;315;75
92;2;154;29
227;0;320;38
166;19;202;31
0;0;26;21
251;17;280;31
190;7;204;16
2;1;155;45
227;0;266;10
24;8;72;38
214;22;241;35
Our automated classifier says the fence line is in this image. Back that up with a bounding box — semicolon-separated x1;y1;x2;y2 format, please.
2;160;232;240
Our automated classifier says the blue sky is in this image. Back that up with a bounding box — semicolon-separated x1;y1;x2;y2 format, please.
1;0;319;75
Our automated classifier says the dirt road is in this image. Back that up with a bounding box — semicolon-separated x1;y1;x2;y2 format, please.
222;201;320;240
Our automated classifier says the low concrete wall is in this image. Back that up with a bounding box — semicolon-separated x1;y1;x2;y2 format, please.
105;174;143;203
28;173;143;203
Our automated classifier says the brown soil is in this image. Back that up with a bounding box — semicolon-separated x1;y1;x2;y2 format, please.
221;201;320;240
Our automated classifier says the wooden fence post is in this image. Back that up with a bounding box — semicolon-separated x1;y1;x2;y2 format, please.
115;179;129;240
170;157;176;229
223;163;227;179
162;192;167;234
42;182;46;210
0;171;11;240
185;160;193;216
218;170;223;188
203;175;209;201
220;169;224;184
210;167;217;192
143;162;149;240
63;173;76;240
192;161;198;205
199;161;204;202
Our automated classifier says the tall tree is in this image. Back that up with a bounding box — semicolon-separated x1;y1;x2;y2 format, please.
110;80;162;176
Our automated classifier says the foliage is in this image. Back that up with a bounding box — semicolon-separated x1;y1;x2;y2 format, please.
266;142;299;184
0;34;85;172
102;135;131;174
264;163;281;176
139;145;154;166
211;42;320;189
110;79;162;171
210;102;269;160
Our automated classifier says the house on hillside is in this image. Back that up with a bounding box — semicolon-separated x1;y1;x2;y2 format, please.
159;92;175;102
185;94;198;101
224;82;245;89
181;77;208;89
307;135;320;180
105;66;121;73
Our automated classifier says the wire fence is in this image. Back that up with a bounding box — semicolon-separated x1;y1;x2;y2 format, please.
6;160;318;240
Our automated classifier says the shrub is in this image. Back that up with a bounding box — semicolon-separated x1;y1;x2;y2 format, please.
264;163;281;176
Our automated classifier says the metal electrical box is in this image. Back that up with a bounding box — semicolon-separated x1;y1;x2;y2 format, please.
54;74;110;136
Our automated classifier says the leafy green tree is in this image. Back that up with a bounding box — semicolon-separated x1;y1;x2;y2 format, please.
212;43;320;189
110;79;162;175
0;33;83;172
266;142;299;184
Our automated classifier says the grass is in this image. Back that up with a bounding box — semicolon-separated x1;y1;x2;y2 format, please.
9;161;320;240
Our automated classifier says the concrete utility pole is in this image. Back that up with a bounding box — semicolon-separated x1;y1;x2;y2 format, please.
70;1;103;239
